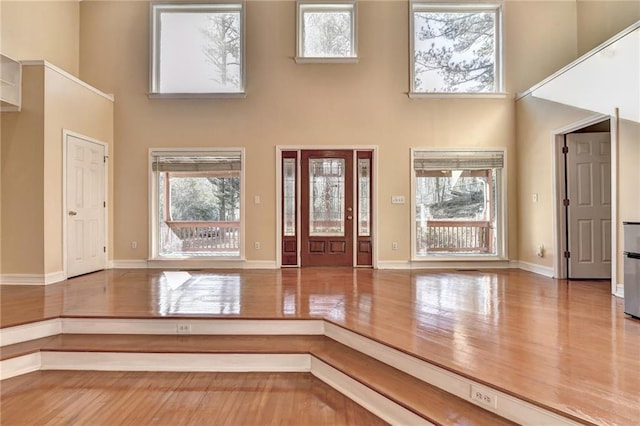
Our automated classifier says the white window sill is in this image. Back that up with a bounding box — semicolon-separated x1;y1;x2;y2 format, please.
148;92;247;99
412;255;507;262
294;57;359;64
408;92;509;100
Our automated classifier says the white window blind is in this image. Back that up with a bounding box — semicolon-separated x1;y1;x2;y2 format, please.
413;150;504;171
151;151;242;172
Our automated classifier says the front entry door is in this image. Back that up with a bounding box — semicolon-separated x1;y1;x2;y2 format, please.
66;134;106;278
566;132;611;279
301;150;353;266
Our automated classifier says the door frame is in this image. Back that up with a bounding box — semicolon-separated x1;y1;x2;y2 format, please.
275;145;378;268
552;112;618;294
62;129;109;279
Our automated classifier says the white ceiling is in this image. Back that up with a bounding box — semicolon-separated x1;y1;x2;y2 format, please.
525;22;640;123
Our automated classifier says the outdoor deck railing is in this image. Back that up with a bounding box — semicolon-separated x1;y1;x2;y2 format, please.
416;220;493;253
162;221;240;254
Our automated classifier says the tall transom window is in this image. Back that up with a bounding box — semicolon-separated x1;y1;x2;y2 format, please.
411;3;502;94
150;3;245;95
297;2;357;61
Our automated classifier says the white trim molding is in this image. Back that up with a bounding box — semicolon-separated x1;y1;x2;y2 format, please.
21;60;114;102
324;322;583;426
0;272;65;286
310;357;431;426
0;353;41;380
515;261;554;278
41;352;310;373
61;318;325;336
0;319;62;347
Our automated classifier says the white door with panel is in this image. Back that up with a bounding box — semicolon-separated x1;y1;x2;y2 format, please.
66;135;106;278
566;132;611;279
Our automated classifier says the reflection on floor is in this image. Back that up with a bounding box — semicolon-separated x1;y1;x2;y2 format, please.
1;268;639;425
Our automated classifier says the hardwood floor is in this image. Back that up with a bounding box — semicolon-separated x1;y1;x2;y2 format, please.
0;371;388;425
1;268;639;424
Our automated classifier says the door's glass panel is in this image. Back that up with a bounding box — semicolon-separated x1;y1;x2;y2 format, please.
358;158;370;236
309;158;345;236
283;158;296;236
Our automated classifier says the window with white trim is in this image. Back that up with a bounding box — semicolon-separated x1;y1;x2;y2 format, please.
413;150;505;258
411;3;502;94
297;2;357;60
150;3;244;95
150;150;243;259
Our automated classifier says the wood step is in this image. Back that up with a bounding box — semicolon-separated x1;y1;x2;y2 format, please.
2;334;514;425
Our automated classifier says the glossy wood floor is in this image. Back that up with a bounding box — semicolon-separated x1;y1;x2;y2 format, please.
1;268;639;425
1;371;387;425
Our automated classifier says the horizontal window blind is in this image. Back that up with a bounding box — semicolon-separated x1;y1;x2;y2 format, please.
413;150;504;171
151;151;242;172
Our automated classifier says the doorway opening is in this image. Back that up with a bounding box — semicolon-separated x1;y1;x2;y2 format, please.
277;148;375;268
553;115;616;287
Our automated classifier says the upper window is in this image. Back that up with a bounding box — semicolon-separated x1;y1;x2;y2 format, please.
411;3;502;95
297;2;357;61
412;149;505;258
150;3;244;95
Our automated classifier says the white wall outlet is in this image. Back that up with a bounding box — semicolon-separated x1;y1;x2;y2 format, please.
254;195;261;204
391;195;405;204
532;193;539;203
392;242;398;250
537;244;545;257
254;242;261;250
131;241;137;249
177;324;191;334
470;385;498;409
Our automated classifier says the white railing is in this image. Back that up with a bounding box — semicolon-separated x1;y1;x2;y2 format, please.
161;221;240;255
416;220;493;254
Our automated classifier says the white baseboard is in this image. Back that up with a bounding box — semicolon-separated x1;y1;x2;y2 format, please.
0;319;62;347
0;271;65;285
515;261;555;278
61;318;324;336
0;353;41;380
41;352;310;372
111;260;149;269
114;259;278;270
310;357;431;426
243;260;278;269
615;283;624;298
324;322;581;426
376;261;412;269
377;260;518;270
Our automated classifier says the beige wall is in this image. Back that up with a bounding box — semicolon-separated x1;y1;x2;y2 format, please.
1;64;114;277
1;66;46;274
0;1;80;76
516;96;640;280
505;1;578;94
43;66;114;275
79;1;582;264
577;0;640;55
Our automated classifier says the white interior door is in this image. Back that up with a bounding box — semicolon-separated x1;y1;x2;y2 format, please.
66;134;106;278
567;132;611;279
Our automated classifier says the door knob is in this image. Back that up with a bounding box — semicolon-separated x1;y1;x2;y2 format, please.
347;207;353;212
347;215;353;220
68;211;78;216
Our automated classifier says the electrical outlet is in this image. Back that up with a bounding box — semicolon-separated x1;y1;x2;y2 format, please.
470;385;498;409
177;324;191;334
131;241;137;249
392;242;398;250
254;242;261;250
